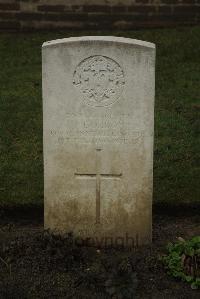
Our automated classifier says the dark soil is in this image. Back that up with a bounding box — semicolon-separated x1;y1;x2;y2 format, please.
0;210;199;299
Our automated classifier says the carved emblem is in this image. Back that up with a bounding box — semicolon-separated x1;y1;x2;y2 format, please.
73;55;125;107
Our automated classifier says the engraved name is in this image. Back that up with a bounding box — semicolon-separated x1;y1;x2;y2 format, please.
49;116;144;145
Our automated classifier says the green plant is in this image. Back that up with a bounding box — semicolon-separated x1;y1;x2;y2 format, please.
162;236;200;289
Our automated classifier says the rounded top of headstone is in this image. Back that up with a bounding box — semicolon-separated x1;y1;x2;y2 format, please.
42;36;155;49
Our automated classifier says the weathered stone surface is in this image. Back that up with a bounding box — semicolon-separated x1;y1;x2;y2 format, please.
42;36;155;247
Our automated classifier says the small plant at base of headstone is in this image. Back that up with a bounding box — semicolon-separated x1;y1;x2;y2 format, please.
73;255;138;298
162;236;200;289
104;259;138;299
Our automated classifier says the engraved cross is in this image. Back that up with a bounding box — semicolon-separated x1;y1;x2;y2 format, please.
75;149;122;224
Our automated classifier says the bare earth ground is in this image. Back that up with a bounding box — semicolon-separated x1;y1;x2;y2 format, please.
0;210;199;299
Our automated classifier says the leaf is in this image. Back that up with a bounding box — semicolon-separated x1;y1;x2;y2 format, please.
185;246;195;257
177;237;185;242
191;282;198;290
194;278;200;287
167;242;174;252
191;236;200;244
195;248;200;255
163;236;200;288
185;275;193;283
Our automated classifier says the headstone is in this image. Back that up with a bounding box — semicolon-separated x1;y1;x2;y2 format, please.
42;36;155;247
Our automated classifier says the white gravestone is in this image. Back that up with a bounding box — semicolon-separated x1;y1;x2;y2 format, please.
42;36;155;247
